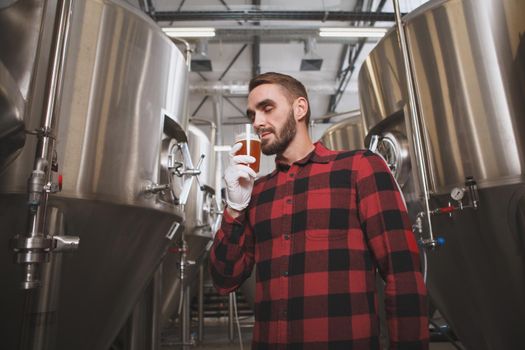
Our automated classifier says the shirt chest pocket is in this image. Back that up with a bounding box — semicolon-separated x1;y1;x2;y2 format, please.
301;190;353;241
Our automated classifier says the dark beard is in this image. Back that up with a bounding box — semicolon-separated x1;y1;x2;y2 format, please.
261;109;297;156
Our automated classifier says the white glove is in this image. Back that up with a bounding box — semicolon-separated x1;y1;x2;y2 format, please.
224;143;257;211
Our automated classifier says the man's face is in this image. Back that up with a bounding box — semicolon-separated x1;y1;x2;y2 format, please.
247;84;297;156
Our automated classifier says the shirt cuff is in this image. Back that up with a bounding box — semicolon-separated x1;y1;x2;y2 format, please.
222;207;247;226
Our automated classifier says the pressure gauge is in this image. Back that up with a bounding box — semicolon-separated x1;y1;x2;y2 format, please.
450;187;465;201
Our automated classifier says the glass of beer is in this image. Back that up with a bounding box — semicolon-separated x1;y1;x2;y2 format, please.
234;124;261;173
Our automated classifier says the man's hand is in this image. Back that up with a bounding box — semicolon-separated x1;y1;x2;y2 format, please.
224;143;257;212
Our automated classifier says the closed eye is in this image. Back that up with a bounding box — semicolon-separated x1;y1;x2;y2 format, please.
246;110;255;122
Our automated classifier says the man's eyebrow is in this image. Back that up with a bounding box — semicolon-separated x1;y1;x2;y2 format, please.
246;99;276;119
255;99;275;110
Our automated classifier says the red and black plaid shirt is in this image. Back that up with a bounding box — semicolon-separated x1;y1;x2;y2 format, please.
210;142;429;349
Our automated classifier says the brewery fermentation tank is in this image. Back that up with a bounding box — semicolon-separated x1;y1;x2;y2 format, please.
0;0;43;172
358;0;525;349
160;123;219;327
0;0;190;349
318;112;365;151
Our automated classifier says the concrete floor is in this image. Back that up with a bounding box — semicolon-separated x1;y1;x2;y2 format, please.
162;318;464;350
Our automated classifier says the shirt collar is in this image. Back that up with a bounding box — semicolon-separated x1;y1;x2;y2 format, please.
267;141;334;178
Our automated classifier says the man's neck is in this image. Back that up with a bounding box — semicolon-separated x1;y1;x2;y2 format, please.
277;133;315;165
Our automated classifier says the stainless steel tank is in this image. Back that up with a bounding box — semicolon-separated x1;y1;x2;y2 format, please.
318;112;365;151
0;0;189;349
160;123;219;326
0;0;44;171
358;0;525;349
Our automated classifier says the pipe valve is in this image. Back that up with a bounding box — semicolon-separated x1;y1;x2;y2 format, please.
170;142;206;206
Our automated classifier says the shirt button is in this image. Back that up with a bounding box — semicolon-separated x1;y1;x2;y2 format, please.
282;271;288;277
286;199;292;204
284;234;290;240
289;173;294;178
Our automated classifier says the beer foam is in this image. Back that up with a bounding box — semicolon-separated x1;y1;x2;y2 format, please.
235;132;260;142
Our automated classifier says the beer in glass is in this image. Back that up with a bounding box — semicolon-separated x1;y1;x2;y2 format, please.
234;124;261;173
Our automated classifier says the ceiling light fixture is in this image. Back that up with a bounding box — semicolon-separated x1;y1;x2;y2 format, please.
319;27;388;38
191;39;213;72
300;37;323;71
162;27;216;38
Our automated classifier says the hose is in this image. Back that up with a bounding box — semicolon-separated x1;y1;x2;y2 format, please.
422;245;428;284
428;319;464;350
232;292;244;350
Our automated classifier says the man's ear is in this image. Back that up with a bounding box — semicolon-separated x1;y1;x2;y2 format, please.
293;97;308;122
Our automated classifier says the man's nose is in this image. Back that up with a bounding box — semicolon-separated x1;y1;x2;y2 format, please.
253;112;266;130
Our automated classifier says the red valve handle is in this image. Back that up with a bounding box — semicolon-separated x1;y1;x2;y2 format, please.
438;206;454;214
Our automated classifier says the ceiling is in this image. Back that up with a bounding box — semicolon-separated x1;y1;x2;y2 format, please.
127;0;429;125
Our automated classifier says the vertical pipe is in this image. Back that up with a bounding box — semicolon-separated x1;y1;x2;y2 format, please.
170;37;191;129
150;264;162;350
20;207;64;350
213;94;224;210
40;0;72;132
198;263;204;342
392;0;435;243
18;0;72;290
228;292;235;342
182;284;191;349
252;35;261;78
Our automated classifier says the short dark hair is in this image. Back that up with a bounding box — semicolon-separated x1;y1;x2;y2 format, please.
249;72;311;125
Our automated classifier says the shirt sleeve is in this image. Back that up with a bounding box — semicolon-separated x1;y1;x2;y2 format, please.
209;207;255;295
356;150;429;349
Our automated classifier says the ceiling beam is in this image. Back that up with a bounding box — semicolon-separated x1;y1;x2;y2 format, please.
327;0;365;116
176;0;186;12
251;0;261;78
152;10;401;22
192;44;249;116
210;27;383;44
140;0;156;16
252;35;261;77
326;0;388;115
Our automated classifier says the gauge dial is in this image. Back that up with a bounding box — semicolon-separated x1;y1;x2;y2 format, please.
450;187;465;201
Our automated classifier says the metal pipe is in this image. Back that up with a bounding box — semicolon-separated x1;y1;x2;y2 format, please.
20;207;65;350
189;82;356;96
252;35;261;77
213;95;224;212
198;263;204;342
219;44;248;82
41;0;71;133
177;27;382;44
170;37;192;69
192;44;247;117
182;284;192;350
228;292;235;342
176;0;186;11
15;0;73;290
151;264;162;350
392;0;435;244
189;117;217;134
170;37;191;129
152;10;401;22
311;109;361;123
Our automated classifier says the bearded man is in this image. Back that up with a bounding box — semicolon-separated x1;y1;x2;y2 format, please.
210;72;429;350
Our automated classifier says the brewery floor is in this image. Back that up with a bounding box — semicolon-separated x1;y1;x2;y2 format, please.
161;317;464;350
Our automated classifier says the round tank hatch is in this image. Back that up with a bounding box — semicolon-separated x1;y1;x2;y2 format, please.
200;185;220;234
375;131;410;188
159;137;184;205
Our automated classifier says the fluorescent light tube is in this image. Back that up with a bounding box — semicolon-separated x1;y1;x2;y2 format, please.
319;27;388;38
162;27;216;38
